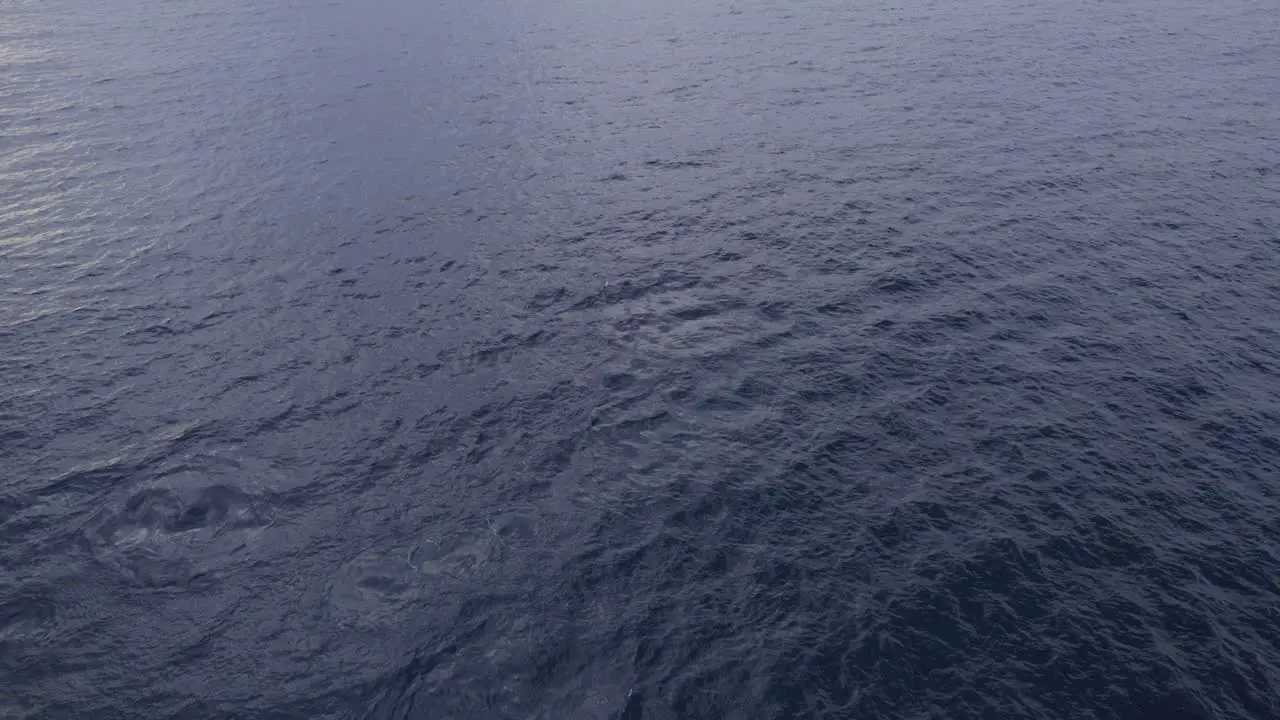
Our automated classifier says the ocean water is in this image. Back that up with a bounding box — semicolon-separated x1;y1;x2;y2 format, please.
2;0;1278;717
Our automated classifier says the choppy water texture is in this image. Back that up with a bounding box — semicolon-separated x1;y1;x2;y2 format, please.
2;0;1279;717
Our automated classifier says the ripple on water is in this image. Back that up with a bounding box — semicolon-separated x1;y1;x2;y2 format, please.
84;483;273;588
328;510;541;630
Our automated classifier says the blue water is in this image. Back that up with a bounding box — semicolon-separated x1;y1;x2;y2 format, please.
2;0;1278;717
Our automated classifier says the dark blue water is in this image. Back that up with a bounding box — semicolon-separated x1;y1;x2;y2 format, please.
2;0;1279;717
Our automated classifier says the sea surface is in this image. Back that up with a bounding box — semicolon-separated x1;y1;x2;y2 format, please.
2;0;1278;718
